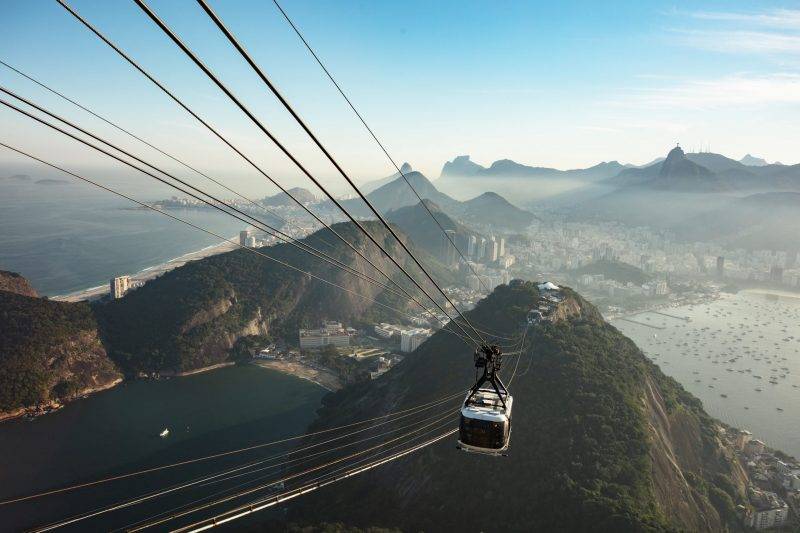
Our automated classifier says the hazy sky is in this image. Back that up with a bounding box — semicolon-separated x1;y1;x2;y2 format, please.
2;0;800;197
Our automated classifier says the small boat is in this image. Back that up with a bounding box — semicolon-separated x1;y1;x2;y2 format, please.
159;428;170;438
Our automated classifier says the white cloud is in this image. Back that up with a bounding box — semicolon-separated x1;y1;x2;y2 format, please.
615;73;800;110
675;29;800;55
691;9;800;30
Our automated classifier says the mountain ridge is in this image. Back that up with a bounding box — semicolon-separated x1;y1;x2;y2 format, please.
440;154;626;181
286;281;752;532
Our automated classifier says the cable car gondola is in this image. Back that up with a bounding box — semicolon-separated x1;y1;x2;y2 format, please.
458;345;513;455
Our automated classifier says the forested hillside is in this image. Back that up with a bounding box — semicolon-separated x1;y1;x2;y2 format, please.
572;259;653;285
0;222;455;413
94;221;455;375
285;281;748;532
0;288;120;416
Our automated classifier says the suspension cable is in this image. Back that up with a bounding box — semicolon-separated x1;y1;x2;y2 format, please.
138;418;455;533
117;414;452;533
191;0;488;344
30;405;458;532
175;427;459;533
56;0;481;347
269;0;494;295
122;410;458;533
132;0;485;346
0;139;476;353
0;58;327;247
0;89;473;338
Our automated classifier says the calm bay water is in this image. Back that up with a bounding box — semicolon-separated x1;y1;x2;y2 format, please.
613;290;800;458
0;365;326;531
0;180;246;296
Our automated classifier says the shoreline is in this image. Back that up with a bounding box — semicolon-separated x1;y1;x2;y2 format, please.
0;361;242;423
252;359;342;392
50;235;240;303
0;358;335;424
163;361;236;377
741;287;800;300
0;377;124;423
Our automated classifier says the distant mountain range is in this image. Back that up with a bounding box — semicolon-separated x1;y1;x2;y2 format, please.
673;191;800;251
740;154;770;167
440;155;626;181
361;171;460;212
345;171;537;232
360;162;414;194
610;145;723;192
386;200;476;258
262;187;316;207
458;191;538;230
606;146;800;193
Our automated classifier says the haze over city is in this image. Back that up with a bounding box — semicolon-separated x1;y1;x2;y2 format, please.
3;0;800;193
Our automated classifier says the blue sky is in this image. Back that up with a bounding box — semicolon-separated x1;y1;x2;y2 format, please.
2;0;800;197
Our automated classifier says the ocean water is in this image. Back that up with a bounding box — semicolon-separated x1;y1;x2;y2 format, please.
613;290;800;458
0;365;327;531
0;179;246;296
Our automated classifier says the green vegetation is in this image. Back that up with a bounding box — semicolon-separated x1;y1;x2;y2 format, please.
312;345;370;384
1;222;454;408
0;291;114;412
289;281;744;532
386;200;474;259
573;258;653;285
93;221;452;375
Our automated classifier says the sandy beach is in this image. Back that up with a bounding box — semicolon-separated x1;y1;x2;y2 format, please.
253;359;343;392
51;237;239;303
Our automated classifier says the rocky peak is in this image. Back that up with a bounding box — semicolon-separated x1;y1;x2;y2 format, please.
659;144;712;180
0;270;39;298
440;155;484;178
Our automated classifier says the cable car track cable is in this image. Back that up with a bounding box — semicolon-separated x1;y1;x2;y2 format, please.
41;410;458;532
0;58;332;247
269;0;495;296
54;0;483;347
30;405;458;532
0;93;479;345
191;0;488;343
132;0;486;346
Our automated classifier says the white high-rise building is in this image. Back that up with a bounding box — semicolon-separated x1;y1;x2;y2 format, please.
400;328;431;353
246;235;257;248
299;322;351;349
489;238;499;262
239;230;250;247
478;237;487;260
467;235;477;257
498;237;505;257
110;275;131;299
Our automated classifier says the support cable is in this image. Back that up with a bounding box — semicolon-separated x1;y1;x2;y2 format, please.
0;86;476;340
30;404;457;532
125;413;458;532
174;427;459;533
133;0;485;346
57;0;480;347
0;58;325;247
269;0;494;295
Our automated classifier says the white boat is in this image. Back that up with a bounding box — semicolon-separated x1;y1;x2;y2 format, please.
159;428;170;438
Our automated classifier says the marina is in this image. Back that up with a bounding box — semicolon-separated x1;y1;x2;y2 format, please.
613;290;800;458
